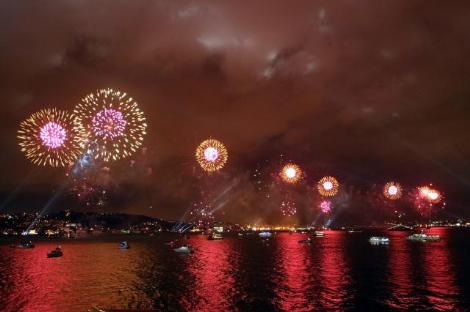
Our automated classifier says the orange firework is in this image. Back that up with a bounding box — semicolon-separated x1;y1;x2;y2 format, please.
317;176;339;197
280;163;301;184
195;139;228;172
383;182;402;200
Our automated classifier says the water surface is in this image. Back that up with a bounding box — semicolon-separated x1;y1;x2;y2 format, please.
1;228;469;311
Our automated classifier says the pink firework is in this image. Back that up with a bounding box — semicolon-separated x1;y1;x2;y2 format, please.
319;200;332;214
39;122;67;149
92;108;127;140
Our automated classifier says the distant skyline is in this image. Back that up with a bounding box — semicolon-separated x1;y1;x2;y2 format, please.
1;1;470;224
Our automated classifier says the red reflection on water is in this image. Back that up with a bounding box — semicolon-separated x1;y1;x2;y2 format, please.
387;231;413;309
316;231;350;309
184;235;236;311
275;233;314;311
2;243;69;312
0;241;147;311
422;228;459;310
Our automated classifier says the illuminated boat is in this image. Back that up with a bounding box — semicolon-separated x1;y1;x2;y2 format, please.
314;231;325;237
258;231;272;238
407;233;440;242
369;237;390;244
174;245;193;254
208;233;223;240
47;246;63;258
347;229;362;233
119;241;130;249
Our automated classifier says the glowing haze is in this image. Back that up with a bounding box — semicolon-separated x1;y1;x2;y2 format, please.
2;1;470;222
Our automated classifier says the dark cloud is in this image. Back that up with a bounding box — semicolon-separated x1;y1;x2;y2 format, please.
1;0;470;223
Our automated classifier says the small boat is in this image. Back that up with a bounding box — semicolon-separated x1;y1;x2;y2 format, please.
258;231;272;238
18;241;35;249
314;231;325;237
174;245;193;254
208;233;223;240
407;233;440;242
119;241;130;249
348;229;362;234
47;246;63;258
369;237;390;244
238;232;244;237
298;237;313;244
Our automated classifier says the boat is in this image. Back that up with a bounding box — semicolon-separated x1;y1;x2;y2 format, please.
298;237;313;244
347;229;362;234
407;233;440;242
258;231;272;238
173;245;193;254
314;231;325;237
18;240;35;248
208;233;223;240
119;241;130;249
369;237;390;244
47;246;63;258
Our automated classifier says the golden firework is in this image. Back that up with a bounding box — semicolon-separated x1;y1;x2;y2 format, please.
317;176;339;197
280;163;301;184
195;139;228;172
383;181;402;200
73;88;147;162
18;108;86;167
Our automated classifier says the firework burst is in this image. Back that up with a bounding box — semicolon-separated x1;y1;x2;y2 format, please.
18;108;86;167
319;200;332;214
383;181;403;200
195;139;228;172
280;200;296;216
280;163;301;184
413;185;445;215
74;88;147;162
188;201;215;228
317;176;339;197
418;186;442;204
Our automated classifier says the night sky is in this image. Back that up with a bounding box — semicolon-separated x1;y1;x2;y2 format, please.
1;1;470;224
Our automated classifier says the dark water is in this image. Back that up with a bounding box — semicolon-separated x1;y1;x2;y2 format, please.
1;228;470;311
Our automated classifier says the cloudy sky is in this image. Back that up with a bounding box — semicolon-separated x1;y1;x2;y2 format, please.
1;1;470;224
